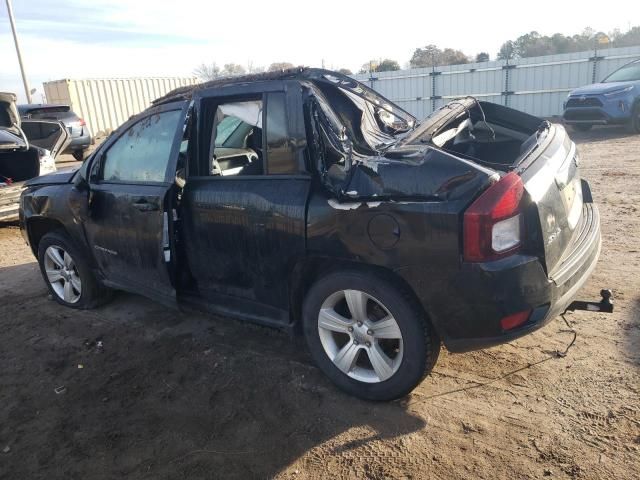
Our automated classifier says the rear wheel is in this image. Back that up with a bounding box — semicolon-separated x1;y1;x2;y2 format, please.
572;124;592;132
303;271;439;401
72;150;85;162
37;230;112;309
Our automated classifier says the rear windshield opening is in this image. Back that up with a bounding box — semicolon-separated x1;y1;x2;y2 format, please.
419;101;544;171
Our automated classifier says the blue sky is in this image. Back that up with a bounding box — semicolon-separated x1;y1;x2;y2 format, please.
1;0;637;102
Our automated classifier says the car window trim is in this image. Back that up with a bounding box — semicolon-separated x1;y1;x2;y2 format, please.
95;179;173;187
194;83;289;178
193;87;302;178
187;173;311;182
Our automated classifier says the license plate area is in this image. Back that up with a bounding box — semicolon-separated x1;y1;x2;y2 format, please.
563;178;583;229
555;150;582;230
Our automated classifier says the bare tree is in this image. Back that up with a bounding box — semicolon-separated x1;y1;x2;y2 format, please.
267;62;295;72
221;63;246;76
193;62;220;81
246;61;265;74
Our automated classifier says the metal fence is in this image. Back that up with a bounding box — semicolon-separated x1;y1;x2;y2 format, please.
43;77;199;136
354;46;640;119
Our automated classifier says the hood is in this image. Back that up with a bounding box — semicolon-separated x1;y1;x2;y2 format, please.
25;167;78;187
341;144;495;201
569;81;635;96
0;92;20;132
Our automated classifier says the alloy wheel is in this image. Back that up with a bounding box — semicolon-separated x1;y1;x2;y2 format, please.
317;289;404;383
43;245;82;303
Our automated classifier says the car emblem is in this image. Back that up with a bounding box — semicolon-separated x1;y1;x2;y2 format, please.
579;96;587;102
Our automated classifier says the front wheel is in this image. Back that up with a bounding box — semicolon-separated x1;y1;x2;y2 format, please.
37;230;112;309
303;271;440;401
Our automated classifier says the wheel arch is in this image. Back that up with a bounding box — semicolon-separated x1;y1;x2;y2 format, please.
25;216;68;257
288;256;441;339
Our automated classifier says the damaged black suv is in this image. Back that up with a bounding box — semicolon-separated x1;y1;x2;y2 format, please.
20;69;601;400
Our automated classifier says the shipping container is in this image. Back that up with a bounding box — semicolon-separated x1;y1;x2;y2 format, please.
43;77;199;136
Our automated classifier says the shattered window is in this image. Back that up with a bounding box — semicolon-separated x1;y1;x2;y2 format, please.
102;110;181;183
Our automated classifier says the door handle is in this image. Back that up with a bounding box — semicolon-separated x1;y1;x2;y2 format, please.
132;199;159;212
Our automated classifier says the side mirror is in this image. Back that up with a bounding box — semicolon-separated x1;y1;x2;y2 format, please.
72;170;90;192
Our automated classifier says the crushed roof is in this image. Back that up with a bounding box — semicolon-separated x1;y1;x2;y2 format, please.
152;67;311;105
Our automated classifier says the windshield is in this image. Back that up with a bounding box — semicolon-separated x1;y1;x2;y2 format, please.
603;62;640;82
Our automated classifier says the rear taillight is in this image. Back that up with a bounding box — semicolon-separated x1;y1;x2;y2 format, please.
463;172;524;262
78;118;86;126
500;309;531;330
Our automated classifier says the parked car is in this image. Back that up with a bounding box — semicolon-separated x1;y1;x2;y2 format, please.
1;92;69;221
19;69;601;400
18;103;92;161
563;58;640;133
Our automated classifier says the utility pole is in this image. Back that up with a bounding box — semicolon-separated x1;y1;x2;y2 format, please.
4;0;32;103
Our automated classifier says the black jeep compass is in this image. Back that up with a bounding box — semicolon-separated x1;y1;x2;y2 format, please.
19;69;601;400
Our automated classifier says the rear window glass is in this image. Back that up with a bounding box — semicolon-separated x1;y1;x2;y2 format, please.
20;106;73;119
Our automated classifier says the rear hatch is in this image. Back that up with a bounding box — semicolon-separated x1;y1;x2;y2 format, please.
19;105;85;137
516;124;588;279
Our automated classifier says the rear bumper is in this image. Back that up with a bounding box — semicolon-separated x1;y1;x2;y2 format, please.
64;133;92;152
443;200;601;353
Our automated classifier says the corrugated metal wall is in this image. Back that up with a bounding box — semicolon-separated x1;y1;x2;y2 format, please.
43;77;199;135
354;46;640;119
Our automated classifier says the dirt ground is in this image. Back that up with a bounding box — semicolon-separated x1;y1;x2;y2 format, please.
0;126;638;480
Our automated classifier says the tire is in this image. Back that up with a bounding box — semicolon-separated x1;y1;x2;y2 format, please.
302;270;440;401
72;150;85;162
572;124;592;132
37;230;112;309
628;103;640;134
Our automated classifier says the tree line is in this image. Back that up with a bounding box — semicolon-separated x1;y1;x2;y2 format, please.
194;26;640;79
193;62;298;81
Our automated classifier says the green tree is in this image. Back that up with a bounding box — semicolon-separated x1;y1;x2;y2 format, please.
475;52;490;62
497;40;516;60
410;45;468;68
337;68;353;75
611;26;640;47
358;59;400;73
377;59;401;71
495;26;640;59
409;45;441;67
